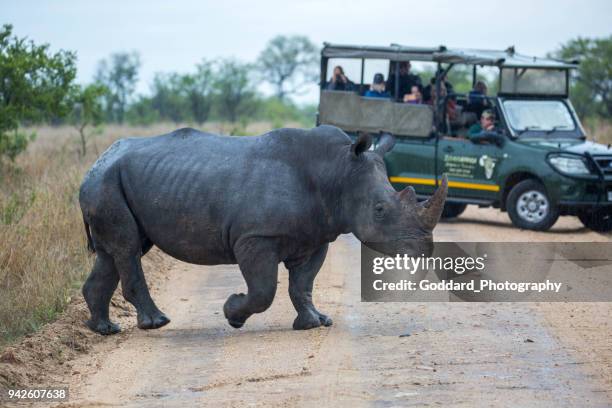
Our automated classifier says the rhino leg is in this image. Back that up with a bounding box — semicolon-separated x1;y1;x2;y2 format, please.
83;249;121;335
223;240;278;328
114;255;170;330
288;244;333;330
85;185;169;332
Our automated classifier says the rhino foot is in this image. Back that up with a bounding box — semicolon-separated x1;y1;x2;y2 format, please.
223;293;248;329
227;319;245;329
293;311;323;330
315;312;333;327
86;319;121;335
293;309;333;330
137;311;170;330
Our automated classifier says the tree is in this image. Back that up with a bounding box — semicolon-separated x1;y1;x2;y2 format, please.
150;72;188;124
70;84;106;157
145;62;214;125
213;59;257;123
182;60;214;125
258;35;318;100
95;51;140;123
125;96;159;125
0;24;76;161
555;36;612;118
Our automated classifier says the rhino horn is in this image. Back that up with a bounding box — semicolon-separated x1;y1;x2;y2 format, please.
417;174;448;230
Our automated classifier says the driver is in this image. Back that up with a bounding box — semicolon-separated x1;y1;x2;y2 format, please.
468;109;496;140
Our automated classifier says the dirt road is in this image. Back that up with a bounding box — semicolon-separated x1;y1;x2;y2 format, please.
49;208;611;407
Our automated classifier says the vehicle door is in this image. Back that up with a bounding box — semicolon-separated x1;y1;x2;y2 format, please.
436;135;504;201
384;136;437;196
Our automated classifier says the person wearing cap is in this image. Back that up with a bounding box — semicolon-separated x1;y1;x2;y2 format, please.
364;73;390;98
468;109;497;140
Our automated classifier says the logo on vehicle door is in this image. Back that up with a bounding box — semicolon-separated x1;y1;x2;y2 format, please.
478;155;497;179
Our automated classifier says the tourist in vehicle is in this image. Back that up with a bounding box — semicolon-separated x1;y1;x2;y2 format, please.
425;80;458;134
423;70;454;103
403;85;422;104
422;77;435;103
468;109;496;137
364;73;390;98
387;61;422;101
467;80;491;117
428;81;457;122
326;65;353;91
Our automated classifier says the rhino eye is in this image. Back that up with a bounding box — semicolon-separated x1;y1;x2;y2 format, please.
374;203;385;218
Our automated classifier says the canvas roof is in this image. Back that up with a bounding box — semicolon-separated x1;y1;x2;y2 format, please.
321;43;578;69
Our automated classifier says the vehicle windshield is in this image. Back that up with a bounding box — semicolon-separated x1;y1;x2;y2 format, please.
503;100;576;135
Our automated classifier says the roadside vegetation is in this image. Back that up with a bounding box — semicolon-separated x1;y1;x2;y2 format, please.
0;23;610;345
0;126;94;345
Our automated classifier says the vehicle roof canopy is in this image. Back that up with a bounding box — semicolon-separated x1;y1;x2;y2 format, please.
321;43;578;69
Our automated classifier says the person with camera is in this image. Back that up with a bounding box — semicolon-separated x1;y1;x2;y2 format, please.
326;65;354;91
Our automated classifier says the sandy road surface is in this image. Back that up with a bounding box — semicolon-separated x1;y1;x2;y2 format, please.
54;208;611;407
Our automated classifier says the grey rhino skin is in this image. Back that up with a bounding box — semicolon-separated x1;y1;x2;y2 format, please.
79;126;447;335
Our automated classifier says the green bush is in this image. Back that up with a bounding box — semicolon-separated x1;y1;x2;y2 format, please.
0;24;76;162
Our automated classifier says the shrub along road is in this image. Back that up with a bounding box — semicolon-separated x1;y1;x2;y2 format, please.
9;208;612;407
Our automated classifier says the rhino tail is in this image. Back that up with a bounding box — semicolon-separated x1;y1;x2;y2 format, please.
83;217;95;253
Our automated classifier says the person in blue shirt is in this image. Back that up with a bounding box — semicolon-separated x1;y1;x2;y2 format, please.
364;73;390;98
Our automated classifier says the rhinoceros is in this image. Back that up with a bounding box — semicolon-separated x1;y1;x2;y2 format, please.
79;126;447;335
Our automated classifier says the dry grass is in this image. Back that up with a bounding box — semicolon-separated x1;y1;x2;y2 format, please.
0;121;287;346
585;117;612;144
0;126;95;345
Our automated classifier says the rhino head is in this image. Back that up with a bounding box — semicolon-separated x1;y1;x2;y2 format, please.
343;132;447;257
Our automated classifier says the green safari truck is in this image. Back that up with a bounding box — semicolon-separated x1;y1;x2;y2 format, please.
317;43;612;232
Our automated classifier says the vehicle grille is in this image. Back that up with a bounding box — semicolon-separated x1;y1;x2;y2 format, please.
593;156;612;175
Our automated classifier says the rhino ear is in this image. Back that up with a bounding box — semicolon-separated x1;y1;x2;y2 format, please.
351;132;372;156
375;132;396;156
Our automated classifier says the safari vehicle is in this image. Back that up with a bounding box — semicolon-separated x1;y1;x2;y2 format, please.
317;43;612;232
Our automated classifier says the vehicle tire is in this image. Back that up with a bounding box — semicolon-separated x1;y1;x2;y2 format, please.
506;179;559;231
441;203;467;219
577;208;612;232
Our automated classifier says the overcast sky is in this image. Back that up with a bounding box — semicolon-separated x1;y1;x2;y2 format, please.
4;0;611;103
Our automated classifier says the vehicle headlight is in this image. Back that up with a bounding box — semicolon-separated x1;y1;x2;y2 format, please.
548;155;590;175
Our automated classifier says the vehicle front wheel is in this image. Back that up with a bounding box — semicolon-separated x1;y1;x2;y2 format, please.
506;180;559;231
578;208;612;232
441;203;467;219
